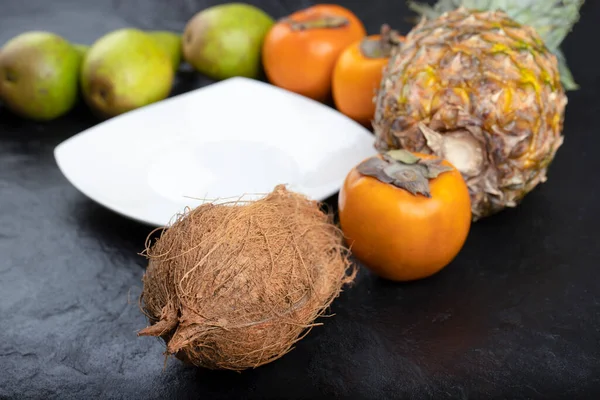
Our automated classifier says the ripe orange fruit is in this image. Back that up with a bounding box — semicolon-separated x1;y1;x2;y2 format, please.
332;25;404;127
262;4;366;102
338;148;472;281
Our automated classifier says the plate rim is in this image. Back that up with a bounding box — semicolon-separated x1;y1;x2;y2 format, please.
54;76;377;227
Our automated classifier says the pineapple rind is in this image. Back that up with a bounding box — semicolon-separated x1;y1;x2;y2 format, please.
408;0;584;90
373;7;567;220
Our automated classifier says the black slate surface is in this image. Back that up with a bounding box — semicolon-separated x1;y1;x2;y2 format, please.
1;0;600;399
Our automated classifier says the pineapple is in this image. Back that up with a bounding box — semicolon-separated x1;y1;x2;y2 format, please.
373;1;583;221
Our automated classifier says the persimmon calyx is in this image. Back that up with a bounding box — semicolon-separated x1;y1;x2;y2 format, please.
359;24;403;59
356;149;453;197
284;15;350;31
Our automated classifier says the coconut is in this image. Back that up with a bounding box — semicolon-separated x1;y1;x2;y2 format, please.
137;185;356;371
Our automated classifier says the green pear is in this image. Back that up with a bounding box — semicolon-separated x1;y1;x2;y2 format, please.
80;28;174;118
148;31;182;71
0;31;82;121
182;3;275;80
73;43;90;58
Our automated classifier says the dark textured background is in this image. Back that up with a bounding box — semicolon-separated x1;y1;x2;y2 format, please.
1;0;599;399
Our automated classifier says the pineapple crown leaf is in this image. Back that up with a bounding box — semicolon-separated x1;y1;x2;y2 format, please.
407;0;585;90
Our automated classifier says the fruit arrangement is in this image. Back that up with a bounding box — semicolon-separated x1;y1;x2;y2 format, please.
1;0;585;371
373;4;577;221
0;2;275;120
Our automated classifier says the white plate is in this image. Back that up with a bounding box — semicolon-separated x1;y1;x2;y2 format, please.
54;77;377;227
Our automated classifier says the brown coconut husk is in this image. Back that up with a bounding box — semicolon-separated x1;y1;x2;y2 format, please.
137;185;356;371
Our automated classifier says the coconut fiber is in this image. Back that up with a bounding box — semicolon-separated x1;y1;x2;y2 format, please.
138;185;356;371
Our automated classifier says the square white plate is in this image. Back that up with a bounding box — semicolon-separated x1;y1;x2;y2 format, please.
54;77;378;227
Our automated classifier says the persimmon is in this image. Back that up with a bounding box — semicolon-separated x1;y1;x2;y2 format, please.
338;146;472;281
332;25;404;127
262;4;366;102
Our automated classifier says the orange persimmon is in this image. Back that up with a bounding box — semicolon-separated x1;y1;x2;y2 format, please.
262;4;366;102
332;25;404;126
338;149;472;282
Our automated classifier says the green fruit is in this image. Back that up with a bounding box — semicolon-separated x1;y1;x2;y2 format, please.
73;43;90;58
148;31;182;71
0;31;82;121
182;3;275;80
81;28;174;118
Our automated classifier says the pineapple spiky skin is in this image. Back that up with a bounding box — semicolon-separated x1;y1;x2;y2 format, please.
373;7;568;221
